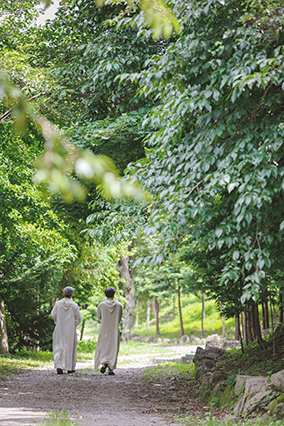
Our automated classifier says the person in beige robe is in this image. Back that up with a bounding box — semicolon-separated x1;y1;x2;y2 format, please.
51;286;81;374
94;287;123;375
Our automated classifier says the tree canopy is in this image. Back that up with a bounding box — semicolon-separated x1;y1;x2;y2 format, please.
1;0;284;351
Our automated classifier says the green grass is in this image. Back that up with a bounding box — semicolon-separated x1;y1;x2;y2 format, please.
81;295;236;341
177;415;284;426
33;410;78;426
143;361;195;382
133;295;235;339
0;350;53;380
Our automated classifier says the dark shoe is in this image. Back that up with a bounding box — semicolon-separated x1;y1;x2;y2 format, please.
100;363;108;374
68;370;75;374
108;370;115;375
57;368;63;374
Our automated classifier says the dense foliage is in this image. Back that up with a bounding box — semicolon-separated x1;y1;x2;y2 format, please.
2;0;284;352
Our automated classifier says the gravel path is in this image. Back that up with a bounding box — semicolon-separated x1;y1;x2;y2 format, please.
0;346;196;426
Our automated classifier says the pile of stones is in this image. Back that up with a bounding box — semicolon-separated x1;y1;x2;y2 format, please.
129;333;206;345
192;343;284;422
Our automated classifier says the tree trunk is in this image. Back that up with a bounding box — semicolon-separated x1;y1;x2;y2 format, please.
279;292;283;323
151;296;156;315
134;299;139;330
262;298;269;329
173;295;175;316
222;302;226;337
154;297;160;336
0;299;9;354
249;302;264;348
146;298;150;332
202;287;205;319
80;318;86;341
247;305;254;342
121;255;135;343
270;295;276;357
242;311;248;346
178;285;184;336
235;314;240;340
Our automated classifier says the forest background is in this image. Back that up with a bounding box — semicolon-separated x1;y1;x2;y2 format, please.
1;0;284;355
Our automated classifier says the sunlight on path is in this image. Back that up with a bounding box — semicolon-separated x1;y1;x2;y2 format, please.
0;407;46;425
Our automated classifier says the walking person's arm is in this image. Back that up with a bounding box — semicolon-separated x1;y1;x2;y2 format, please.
51;303;58;324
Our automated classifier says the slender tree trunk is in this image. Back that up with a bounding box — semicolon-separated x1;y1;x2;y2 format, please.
242;311;248;346
262;298;269;329
222;302;226;337
270;295;276;357
178;285;184;336
146;298;150;332
0;299;9;354
121;255;135;343
154;297;160;336
249;302;264;348
202;287;205;319
235;314;240;340
134;299;139;330
151;296;156;315
264;300;269;328
201;287;205;337
279;292;283;323
237;315;245;353
247;305;254;341
173;295;175;316
273;301;276;319
80;318;86;341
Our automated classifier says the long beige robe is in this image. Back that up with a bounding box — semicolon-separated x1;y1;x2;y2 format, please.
51;298;81;371
94;299;123;371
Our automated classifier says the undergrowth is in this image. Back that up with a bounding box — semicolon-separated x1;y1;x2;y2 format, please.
217;327;284;378
178;414;284;426
36;410;78;426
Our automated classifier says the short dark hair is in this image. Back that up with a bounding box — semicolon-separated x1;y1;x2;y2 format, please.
104;287;116;298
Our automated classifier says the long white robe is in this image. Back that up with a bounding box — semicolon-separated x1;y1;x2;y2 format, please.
94;299;123;371
51;298;81;371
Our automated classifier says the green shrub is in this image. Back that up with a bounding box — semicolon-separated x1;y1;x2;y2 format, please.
37;410;78;425
77;339;97;353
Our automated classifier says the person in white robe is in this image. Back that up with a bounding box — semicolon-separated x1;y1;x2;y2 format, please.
51;286;81;374
94;287;123;375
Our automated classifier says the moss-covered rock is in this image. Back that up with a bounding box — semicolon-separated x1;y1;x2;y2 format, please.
270;394;284;416
220;385;235;409
209;382;225;407
201;381;212;400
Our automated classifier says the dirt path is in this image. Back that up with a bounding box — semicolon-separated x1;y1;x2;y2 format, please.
0;346;197;426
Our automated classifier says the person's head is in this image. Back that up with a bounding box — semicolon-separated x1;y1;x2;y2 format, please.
63;286;74;298
104;287;115;299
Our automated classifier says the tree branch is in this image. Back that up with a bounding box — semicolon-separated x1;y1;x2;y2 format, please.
0;92;46;122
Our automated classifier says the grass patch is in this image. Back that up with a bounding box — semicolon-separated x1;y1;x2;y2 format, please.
177;415;284;426
0;350;53;379
35;410;78;426
143;361;195;382
133;295;235;339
